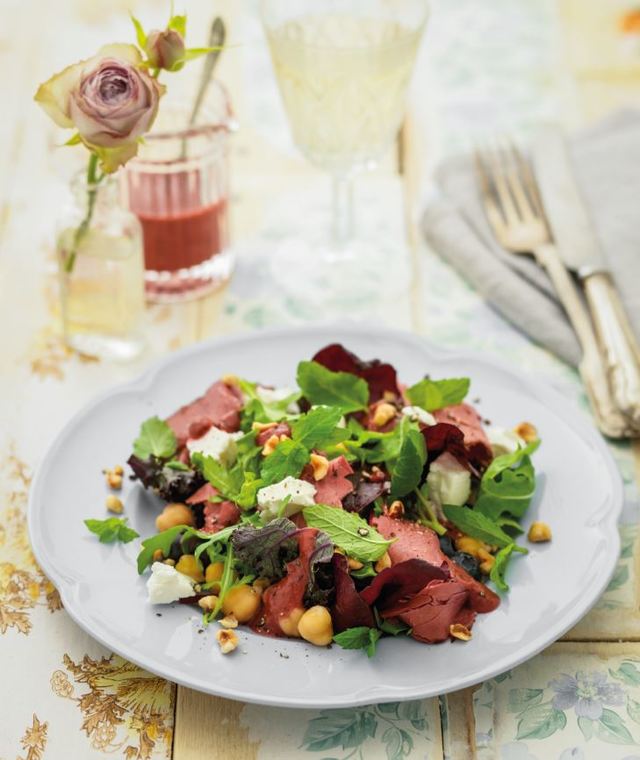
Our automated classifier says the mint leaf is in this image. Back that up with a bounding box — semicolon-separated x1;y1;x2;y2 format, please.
405;377;470;412
296;361;369;413
490;543;519;592
291;406;344;450
261;438;309;485
85;517;139;545
303;504;392;562
389;427;427;498
476;440;540;521
235;473;264;509
443;505;527;551
133;416;177;460
333;626;382;657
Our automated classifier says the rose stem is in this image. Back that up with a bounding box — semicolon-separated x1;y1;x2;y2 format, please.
64;152;103;274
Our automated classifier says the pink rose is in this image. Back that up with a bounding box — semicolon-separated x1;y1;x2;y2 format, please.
145;29;186;71
35;44;165;172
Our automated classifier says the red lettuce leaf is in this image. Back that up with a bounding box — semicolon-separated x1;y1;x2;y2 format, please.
312;343;400;403
331;553;375;632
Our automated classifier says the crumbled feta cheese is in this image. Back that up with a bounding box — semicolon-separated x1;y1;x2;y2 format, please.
257;476;317;521
257;385;300;413
186;426;243;467
402;406;436;426
427;452;471;507
487;427;526;457
147;562;195;604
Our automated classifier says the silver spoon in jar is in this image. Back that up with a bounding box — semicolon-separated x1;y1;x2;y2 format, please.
189;16;226;128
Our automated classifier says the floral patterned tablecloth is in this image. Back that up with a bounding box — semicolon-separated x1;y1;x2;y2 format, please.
2;1;640;759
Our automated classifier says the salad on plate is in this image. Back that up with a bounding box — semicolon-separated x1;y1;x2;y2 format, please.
91;343;544;657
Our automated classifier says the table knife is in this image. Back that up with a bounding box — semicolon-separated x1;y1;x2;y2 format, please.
532;126;640;428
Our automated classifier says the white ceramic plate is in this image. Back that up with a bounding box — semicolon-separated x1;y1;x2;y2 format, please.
29;325;622;708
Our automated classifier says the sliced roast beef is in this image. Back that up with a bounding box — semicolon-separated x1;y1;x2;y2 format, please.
331;554;375;632
359;559;448;609
166;380;243;448
433;403;492;470
304;455;354;507
312;344;400;403
382;579;476;643
202;500;241;533
186;482;218;505
373;514;499;614
254;528;319;638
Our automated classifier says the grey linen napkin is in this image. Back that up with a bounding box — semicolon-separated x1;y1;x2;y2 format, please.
422;110;640;367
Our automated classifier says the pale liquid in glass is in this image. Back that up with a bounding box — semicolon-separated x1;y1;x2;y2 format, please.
266;15;423;173
58;228;145;358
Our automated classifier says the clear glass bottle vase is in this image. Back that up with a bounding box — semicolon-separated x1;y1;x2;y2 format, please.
56;172;146;360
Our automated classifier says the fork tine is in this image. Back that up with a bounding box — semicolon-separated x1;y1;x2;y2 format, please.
479;142;520;228
474;149;509;239
497;138;535;224
509;140;546;220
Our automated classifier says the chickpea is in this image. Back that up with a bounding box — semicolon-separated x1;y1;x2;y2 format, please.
298;606;334;647
528;521;552;543
221;584;262;623
279;607;304;637
152;549;164;562
253;578;271;594
155;503;194;532
175;554;204;583
347;557;363;571
205;561;225;590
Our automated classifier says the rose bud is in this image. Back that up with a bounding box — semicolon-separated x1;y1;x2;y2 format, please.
145;28;186;71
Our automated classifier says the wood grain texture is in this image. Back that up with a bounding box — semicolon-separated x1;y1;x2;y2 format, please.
173;689;259;760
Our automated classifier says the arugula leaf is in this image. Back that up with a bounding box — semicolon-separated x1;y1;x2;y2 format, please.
232;518;299;580
85;517;139;544
235;473;264;509
291;406;344;450
490;543;519;592
193;524;241;562
137;525;187;573
389;427;427;498
192;453;244;500
378;618;412;636
443;505;528;551
333;626;382;657
296;361;369;413
209;545;236;619
476;440;540;521
261;438;309;485
303;504;393;562
405;377;470;412
133;416;177;460
165;460;190;471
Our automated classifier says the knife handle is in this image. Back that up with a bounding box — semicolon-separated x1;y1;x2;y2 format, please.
534;243;637;438
583;272;640;426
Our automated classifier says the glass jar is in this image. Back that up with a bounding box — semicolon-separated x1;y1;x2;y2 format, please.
56;173;146;360
122;88;235;302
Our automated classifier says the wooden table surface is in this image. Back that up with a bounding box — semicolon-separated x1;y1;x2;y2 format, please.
2;1;640;759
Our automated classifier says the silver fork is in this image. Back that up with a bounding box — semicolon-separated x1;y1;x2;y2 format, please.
475;141;637;438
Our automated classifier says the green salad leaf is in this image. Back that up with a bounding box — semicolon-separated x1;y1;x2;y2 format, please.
475;440;540;521
85;517;139;544
261;438;310;485
291;406;344;450
303;504;393;562
137;525;186;573
443;505;528;551
333;626;382;657
405;377;470;412
238;378;300;425
193;453;244;499
389;427;427;498
490;543;520;592
132;416;177;460
296;361;369;413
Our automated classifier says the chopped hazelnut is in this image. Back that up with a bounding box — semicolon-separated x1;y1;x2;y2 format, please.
310;453;330;481
528;521;552;543
450;623;472;641
219;614;239;629
105;494;123;514
514;421;538;443
262;434;281;456
375;552;392;572
347;557;364;571
388;500;405;518
215;628;239;654
372;403;396;427
198;595;219;612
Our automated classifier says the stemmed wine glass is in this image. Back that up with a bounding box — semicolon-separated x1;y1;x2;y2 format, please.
260;0;429;296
